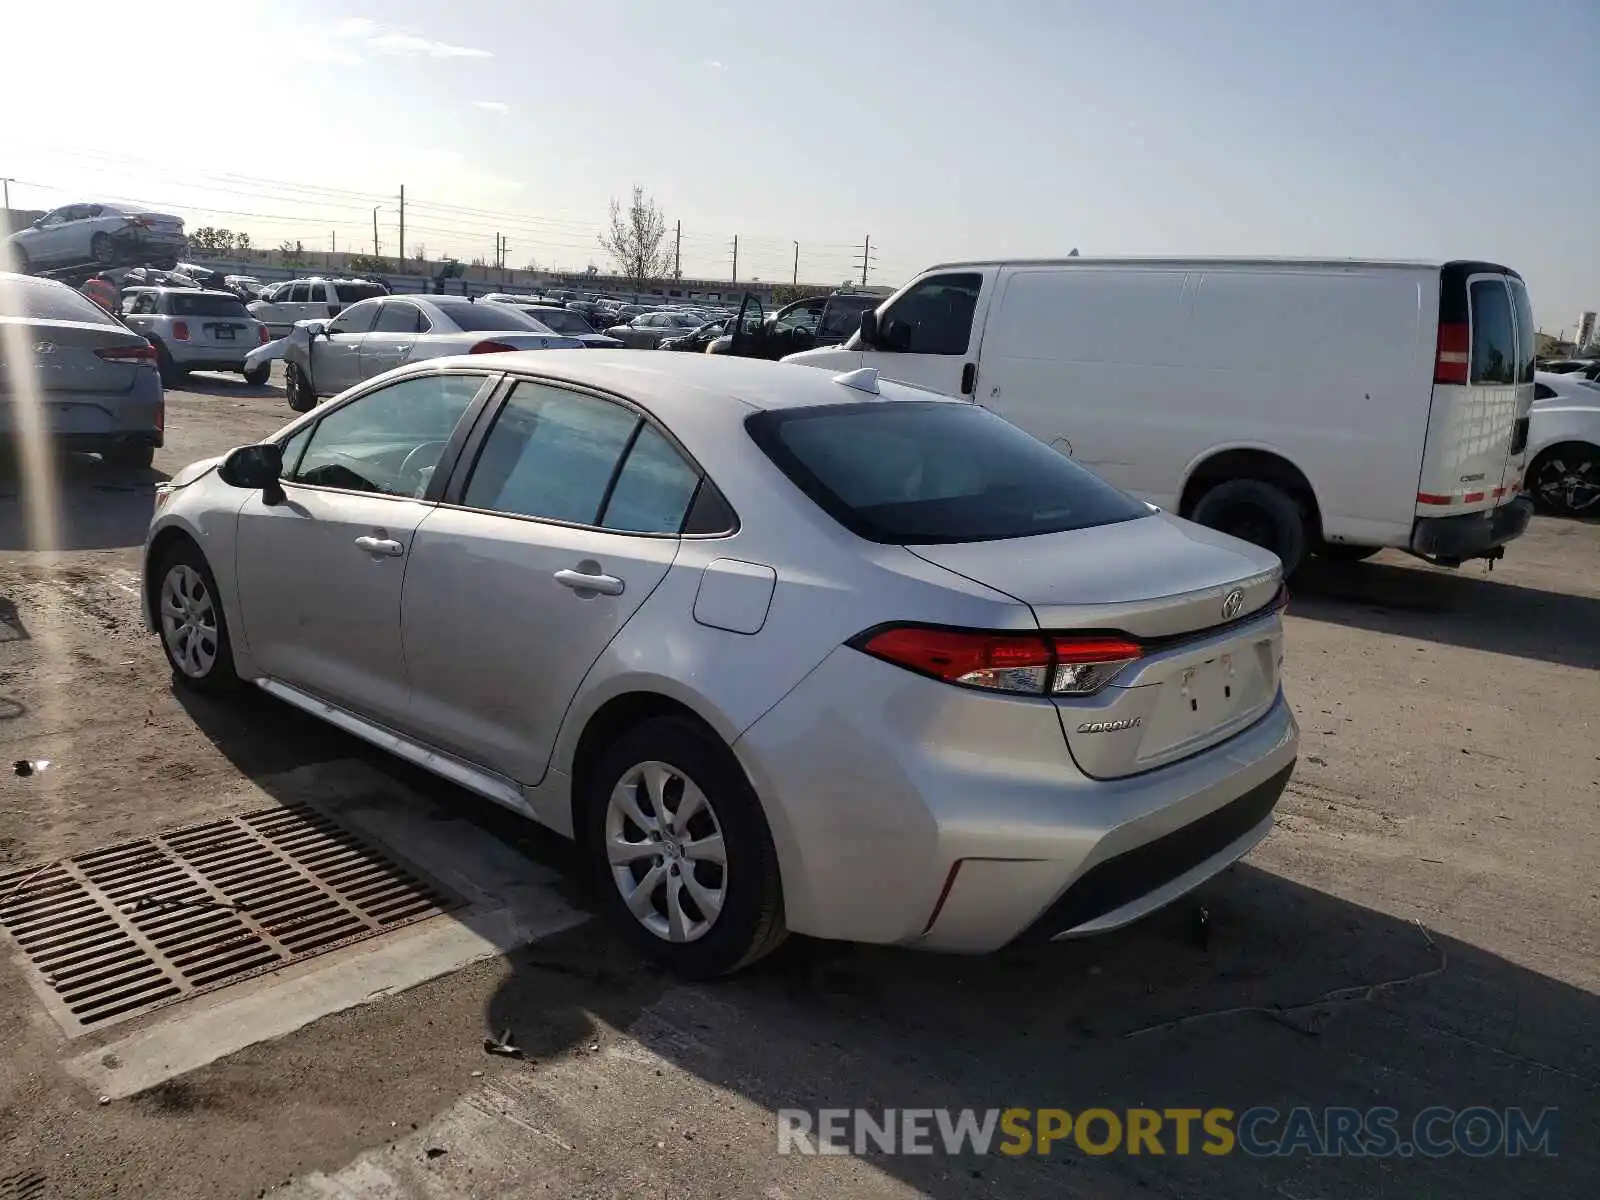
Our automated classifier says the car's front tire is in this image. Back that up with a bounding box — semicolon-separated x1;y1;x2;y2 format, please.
285;363;316;412
582;717;786;977
1528;442;1600;517
242;363;271;386
153;539;241;693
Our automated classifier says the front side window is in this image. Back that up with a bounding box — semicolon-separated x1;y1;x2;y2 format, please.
328;300;380;335
374;302;421;335
877;273;982;355
289;374;484;497
462;382;640;523
777;301;823;335
747;400;1147;544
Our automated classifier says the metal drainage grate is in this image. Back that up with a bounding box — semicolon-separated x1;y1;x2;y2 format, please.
0;804;460;1035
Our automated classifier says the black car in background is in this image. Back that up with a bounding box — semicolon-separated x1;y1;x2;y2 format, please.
706;286;891;359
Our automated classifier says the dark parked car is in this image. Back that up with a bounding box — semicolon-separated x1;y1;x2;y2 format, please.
658;319;728;352
606;310;705;349
706;287;890;359
503;302;623;349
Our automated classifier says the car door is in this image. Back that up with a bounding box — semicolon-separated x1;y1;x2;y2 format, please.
308;299;379;395
359;300;426;379
232;372;493;729
25;207;75;264
858;271;989;397
401;378;696;784
766;298;825;359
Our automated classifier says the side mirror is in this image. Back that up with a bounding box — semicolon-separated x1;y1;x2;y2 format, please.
858;309;879;348
219;443;285;506
302;320;328;338
30;217;43;229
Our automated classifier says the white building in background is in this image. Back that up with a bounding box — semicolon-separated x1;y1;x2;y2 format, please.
1578;311;1598;351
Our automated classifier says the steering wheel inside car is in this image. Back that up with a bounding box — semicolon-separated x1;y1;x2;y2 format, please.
396;440;448;497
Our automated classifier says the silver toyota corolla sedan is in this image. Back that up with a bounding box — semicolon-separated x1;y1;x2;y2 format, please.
142;352;1298;976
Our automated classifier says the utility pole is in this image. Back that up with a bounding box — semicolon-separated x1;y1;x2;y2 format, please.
398;185;405;263
329;230;336;268
371;206;380;257
674;220;681;280
855;234;873;285
792;241;799;285
731;235;738;284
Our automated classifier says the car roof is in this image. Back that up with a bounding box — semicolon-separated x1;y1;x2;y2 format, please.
420;350;960;419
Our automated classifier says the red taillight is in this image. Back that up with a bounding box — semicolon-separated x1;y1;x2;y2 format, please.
95;343;158;362
1434;321;1468;386
854;626;1141;696
258;325;271;344
469;339;519;354
172;320;190;341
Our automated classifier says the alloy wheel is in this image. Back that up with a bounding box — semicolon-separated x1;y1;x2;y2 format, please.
160;564;219;678
604;760;727;943
1533;452;1600;516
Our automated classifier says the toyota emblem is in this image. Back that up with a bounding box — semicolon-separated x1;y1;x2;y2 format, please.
1221;588;1246;620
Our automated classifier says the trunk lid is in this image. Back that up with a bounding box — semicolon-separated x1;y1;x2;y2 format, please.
0;317;149;396
908;514;1285;779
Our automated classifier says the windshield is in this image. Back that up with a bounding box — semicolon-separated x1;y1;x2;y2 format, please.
168;294;250;318
747;401;1147;544
431;300;548;332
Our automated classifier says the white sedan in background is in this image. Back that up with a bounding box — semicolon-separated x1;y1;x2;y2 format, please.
257;295;584;411
1527;371;1600;516
4;202;186;271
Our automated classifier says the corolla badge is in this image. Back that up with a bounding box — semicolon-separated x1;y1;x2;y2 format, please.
1077;717;1141;734
1221;588;1246;620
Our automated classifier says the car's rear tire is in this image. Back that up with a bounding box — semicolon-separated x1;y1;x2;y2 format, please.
285;363;316;412
1527;442;1600;517
102;444;154;470
581;716;786;977
153;342;185;388
153;539;241;693
1312;543;1380;563
90;232;114;264
1191;478;1307;575
242;363;271;386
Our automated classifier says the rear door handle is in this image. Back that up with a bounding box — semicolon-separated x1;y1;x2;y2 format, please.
554;568;625;597
354;536;404;557
960;362;976;395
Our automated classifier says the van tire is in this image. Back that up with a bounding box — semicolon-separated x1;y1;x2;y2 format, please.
1191;479;1307;574
1313;543;1380;563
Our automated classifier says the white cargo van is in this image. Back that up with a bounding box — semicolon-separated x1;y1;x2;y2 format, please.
784;258;1536;573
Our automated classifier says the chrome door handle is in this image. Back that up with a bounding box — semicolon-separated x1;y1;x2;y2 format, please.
354;536;404;557
554;568;624;596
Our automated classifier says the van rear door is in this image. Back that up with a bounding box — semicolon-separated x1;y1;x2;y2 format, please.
1417;262;1534;517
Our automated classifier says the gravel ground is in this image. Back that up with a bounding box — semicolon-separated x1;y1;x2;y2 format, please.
0;369;1594;1199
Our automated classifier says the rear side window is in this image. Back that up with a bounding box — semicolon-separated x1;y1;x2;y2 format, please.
1469;279;1516;385
168;293;249;318
747;401;1148;544
0;277;117;325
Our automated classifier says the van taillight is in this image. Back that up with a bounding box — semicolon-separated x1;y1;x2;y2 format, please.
1434;322;1468;385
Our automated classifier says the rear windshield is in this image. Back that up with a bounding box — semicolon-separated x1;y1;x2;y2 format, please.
432;300;546;333
333;283;388;303
746;401;1148;544
168;293;250;318
0;277;117;325
1469;278;1535;385
526;308;589;333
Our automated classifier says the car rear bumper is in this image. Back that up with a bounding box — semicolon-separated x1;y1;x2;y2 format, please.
0;375;163;447
167;345;254;370
735;646;1298;953
1410;496;1533;561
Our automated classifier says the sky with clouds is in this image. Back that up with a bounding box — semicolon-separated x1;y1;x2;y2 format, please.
1;0;1595;329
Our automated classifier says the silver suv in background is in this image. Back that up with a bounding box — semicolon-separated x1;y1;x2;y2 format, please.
248;277;390;336
122;288;271;386
0;272;165;469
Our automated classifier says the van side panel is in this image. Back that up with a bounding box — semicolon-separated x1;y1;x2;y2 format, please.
977;266;1435;546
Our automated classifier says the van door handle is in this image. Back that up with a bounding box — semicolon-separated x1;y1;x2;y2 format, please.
354;536;404;557
960;362;976;395
554;568;625;597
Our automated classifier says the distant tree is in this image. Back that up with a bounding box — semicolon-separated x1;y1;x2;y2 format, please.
598;186;673;292
347;254;393;273
188;227;239;255
278;239;311;267
768;283;821;306
235;231;251;254
522;259;541;272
